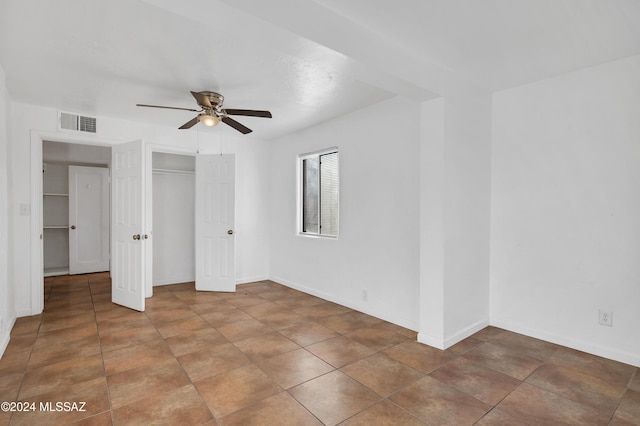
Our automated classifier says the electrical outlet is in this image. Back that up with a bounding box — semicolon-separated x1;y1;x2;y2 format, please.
361;289;368;302
599;310;613;327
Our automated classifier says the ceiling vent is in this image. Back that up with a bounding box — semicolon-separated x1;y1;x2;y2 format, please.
58;111;97;134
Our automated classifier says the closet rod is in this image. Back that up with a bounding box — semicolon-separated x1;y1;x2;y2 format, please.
152;168;195;176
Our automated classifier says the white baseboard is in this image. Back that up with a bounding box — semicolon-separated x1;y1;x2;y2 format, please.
0;315;16;360
15;308;33;318
152;275;270;287
269;275;417;331
417;332;445;349
491;318;640;368
445;319;489;348
417;319;489;350
236;275;270;285
0;331;8;360
153;277;195;287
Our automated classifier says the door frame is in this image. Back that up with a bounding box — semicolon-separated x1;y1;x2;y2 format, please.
29;131;119;315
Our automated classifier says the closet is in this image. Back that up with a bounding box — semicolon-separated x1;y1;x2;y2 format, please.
152;152;195;286
42;141;111;277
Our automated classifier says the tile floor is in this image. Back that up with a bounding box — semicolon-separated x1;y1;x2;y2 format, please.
0;273;638;425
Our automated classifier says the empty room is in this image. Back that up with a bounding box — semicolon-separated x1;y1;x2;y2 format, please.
0;0;639;424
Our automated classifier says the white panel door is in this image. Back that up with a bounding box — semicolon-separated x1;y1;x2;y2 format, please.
111;140;145;311
68;166;110;275
195;154;235;292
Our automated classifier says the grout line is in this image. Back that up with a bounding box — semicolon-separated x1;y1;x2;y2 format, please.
87;273;116;426
608;368;638;424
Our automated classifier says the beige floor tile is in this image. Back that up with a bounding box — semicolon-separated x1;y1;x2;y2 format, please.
102;340;175;376
164;327;228;357
9;377;109;426
429;357;521;406
613;389;640;424
496;382;610;425
257;348;334;389
306;335;375;368
390;376;491;425
278;321;337;346
525;359;627;412
19;354;105;399
342;353;424;396
382;341;455;374
107;358;191;408
288;370;381;425
113;384;212;425
233;332;300;360
340;399;424;426
178;343;252;383
219;392;322;426
216;319;273;342
195;364;281;418
459;342;543;380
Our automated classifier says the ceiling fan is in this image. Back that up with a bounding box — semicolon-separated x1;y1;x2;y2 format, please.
136;91;272;134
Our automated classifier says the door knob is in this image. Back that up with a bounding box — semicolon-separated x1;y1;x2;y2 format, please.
70;225;76;230
227;230;234;235
132;234;140;240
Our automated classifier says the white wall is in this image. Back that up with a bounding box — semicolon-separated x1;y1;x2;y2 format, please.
8;101;271;316
491;54;640;367
269;97;421;329
152;171;195;285
0;64;14;357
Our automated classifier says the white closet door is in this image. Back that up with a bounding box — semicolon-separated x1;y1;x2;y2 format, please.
68;166;109;275
111;140;146;311
195;154;235;292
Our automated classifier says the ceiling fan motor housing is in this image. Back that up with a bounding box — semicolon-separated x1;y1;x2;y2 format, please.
199;91;224;110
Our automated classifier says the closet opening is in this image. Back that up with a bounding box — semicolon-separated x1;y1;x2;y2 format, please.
151;152;196;288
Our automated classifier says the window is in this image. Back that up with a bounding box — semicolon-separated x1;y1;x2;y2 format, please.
299;148;339;237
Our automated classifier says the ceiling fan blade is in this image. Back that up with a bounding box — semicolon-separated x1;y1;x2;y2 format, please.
223;109;272;118
178;116;200;129
222;116;252;134
190;91;212;108
136;103;199;112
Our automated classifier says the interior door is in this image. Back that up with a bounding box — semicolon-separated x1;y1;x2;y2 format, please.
68;165;109;275
195;154;235;292
111;140;146;311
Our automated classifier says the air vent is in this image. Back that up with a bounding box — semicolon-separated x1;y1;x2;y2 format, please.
59;111;97;133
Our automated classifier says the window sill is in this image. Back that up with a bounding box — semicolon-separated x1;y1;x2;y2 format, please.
298;232;338;240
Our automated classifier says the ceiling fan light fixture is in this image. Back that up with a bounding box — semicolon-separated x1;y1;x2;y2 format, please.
199;113;220;127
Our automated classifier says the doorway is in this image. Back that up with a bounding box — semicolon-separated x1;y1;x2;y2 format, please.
42;141;111;277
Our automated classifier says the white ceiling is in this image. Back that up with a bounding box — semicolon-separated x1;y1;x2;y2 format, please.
1;0;639;140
